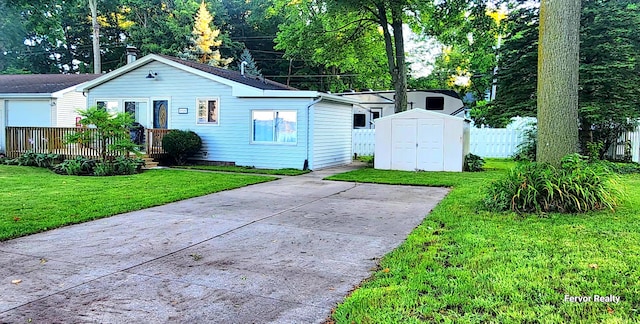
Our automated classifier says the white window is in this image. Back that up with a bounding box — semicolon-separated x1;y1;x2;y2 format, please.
196;98;219;125
96;100;119;115
252;110;297;144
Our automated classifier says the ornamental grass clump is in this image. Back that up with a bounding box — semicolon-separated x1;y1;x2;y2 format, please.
484;153;622;213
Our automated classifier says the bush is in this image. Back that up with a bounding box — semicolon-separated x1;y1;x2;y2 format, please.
112;156;144;175
9;151;60;168
512;125;537;161
484;154;622;213
600;160;640;174
463;153;485;172
53;156;96;176
162;130;202;165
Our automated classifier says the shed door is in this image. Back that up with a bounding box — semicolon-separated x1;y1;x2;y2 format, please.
416;118;444;171
391;119;417;171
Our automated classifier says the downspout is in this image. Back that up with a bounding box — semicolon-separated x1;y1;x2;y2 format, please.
304;96;323;170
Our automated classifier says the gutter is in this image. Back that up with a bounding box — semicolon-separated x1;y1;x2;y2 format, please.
304;97;323;170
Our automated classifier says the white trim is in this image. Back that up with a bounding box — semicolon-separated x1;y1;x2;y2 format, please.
78;54;260;95
51;82;89;98
195;97;221;126
0;94;52;99
94;98;121;115
76;54;361;103
123;99;151;128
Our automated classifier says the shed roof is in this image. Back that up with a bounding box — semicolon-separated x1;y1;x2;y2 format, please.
0;74;100;94
375;108;468;123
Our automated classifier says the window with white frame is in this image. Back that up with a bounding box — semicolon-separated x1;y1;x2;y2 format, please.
252;110;297;143
196;98;219;125
96;100;119;115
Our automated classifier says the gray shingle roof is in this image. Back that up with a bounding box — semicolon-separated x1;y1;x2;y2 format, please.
157;55;296;91
0;74;101;94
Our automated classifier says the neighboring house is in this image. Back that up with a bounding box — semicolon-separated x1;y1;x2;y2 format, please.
338;89;467;129
0;74;100;153
78;54;356;170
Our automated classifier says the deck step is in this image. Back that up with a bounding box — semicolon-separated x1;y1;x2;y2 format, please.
132;154;160;169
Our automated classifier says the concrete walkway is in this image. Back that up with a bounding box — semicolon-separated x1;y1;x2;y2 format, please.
0;165;449;323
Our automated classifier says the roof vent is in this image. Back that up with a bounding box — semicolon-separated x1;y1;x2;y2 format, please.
240;61;248;77
126;46;138;64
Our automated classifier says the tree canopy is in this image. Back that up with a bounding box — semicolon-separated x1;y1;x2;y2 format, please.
480;0;640;157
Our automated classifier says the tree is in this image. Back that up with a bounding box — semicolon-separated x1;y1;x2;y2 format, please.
89;0;101;73
238;48;262;77
483;1;640;158
66;107;139;162
578;0;640;158
180;1;232;67
536;0;581;165
474;7;539;127
273;0;391;92
274;0;420;112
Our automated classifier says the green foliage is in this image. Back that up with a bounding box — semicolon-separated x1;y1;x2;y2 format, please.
484;154;621;213
600;160;640;174
238;48;262;77
53;156;97;176
483;1;640;158
0;166;275;241
512;124;537;161
66;107;139;162
328;163;640;322
161;130;203;165
483;7;539;127
463;153;485;172
177;165;310;176
273;0;391;92
10;151;60;168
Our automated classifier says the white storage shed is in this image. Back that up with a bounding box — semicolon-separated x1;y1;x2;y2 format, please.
374;108;470;172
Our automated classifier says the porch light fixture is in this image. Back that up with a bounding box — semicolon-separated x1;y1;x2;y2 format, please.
146;70;157;79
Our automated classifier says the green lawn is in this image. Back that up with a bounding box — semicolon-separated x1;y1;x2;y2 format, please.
174;165;310;176
0;165;275;241
326;160;640;323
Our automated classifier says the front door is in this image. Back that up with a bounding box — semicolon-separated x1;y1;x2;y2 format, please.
153;100;168;129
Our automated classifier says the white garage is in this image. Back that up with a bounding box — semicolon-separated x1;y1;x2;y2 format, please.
374;108;470;172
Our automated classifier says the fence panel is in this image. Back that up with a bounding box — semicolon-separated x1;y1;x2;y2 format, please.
469;128;525;158
352;129;375;156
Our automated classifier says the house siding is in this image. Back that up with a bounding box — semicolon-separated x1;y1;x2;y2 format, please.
311;102;353;170
0;99;5;152
56;91;87;127
87;61;312;169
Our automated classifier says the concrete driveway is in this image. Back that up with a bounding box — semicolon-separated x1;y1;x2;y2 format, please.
0;166;449;323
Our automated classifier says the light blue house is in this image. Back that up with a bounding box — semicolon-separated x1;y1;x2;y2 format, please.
78;54;356;170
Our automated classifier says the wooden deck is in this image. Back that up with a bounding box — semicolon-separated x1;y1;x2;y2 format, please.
5;127;172;159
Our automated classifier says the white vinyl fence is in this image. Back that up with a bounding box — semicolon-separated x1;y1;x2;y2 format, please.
353;129;375;156
469;128;526;158
353;122;640;162
352;128;526;158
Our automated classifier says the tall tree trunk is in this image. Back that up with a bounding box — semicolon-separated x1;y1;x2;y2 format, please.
391;4;407;113
89;0;101;74
376;3;407;113
536;0;580;166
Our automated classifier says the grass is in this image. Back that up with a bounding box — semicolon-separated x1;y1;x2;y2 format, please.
326;159;640;323
0;165;275;241
174;165;310;176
